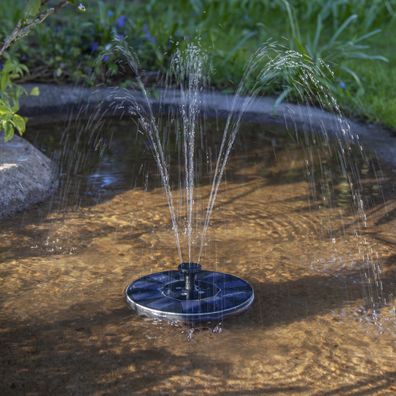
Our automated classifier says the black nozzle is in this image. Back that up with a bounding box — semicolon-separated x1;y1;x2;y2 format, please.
178;262;201;296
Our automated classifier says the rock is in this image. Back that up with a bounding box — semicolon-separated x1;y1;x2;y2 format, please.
0;135;57;219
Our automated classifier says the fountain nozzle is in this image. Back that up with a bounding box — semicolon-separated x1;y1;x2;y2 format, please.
178;262;201;296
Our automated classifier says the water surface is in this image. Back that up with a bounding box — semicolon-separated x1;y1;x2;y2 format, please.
0;118;395;395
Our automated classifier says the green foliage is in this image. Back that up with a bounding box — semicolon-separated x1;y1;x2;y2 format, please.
0;57;28;141
0;0;74;141
25;0;42;18
0;57;39;141
0;0;395;129
280;0;388;97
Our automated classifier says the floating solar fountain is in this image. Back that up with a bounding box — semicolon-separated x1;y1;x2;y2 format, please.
125;263;254;322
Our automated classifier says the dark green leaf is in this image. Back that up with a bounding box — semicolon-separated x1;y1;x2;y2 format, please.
25;0;42;18
4;122;14;142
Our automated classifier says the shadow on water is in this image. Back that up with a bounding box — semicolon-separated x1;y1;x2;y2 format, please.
374;206;396;227
0;309;232;394
0;311;313;395
0;257;395;394
227;258;396;330
217;369;396;395
315;371;396;396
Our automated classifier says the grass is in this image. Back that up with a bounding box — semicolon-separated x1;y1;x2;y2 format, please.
344;20;396;128
1;0;396;131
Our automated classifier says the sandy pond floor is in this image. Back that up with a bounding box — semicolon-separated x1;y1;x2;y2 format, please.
0;120;395;395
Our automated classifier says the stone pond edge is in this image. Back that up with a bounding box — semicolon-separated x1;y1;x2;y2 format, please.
2;83;395;219
20;84;396;167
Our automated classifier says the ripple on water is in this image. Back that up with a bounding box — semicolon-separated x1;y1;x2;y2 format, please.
0;120;395;394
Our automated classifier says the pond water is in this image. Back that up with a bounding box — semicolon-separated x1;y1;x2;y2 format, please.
0;118;395;395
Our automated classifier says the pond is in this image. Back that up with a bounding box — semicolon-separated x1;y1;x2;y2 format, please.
0;117;395;394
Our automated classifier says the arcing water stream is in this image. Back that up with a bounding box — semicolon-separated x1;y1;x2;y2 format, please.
109;42;387;316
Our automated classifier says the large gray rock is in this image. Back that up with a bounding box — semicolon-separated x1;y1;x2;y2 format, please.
0;135;57;219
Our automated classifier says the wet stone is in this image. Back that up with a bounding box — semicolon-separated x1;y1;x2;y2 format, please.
0;135;58;219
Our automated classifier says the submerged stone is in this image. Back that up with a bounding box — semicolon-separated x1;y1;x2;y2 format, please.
0;135;58;219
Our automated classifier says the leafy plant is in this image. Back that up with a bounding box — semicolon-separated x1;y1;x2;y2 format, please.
278;0;388;100
0;57;39;141
0;0;395;129
0;0;85;141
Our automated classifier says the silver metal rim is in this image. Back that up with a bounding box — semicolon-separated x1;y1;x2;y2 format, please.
124;271;254;322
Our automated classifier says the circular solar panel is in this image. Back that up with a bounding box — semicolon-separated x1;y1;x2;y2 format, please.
125;267;254;322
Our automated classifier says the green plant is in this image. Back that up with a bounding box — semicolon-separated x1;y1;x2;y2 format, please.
0;0;85;141
277;0;388;102
0;0;395;130
0;56;39;141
